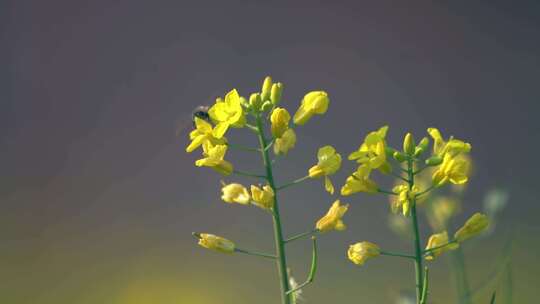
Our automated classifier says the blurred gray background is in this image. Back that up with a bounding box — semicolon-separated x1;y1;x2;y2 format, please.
2;1;539;303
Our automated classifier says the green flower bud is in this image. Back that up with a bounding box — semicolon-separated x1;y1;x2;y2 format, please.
239;96;249;108
413;137;429;157
260;100;273;112
249;93;262;111
385;146;397;158
425;155;443;166
261;76;273;101
403;133;415;155
393;151;408;162
270;82;283;105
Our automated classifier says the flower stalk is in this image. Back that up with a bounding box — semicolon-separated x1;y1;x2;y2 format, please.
408;158;425;302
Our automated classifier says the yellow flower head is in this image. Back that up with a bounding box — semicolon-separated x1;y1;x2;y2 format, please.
208;89;246;138
348;126;389;170
427;127;471;158
273;128;296;155
454;213;489;242
270;107;291;138
195;233;235;254
308;145;342;194
293;91;329;125
425;231;459;260
348;242;381;266
340;165;378;196
250;185;275;210
391;184;420;216
186;117;227;153
315;200;349;232
221;183;250;205
195;144;233;175
432;154;471;187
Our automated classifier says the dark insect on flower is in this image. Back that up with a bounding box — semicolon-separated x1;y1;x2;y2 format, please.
192;105;211;127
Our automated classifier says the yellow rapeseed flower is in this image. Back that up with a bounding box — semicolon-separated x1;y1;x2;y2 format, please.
315;200;349;232
273;128;296;155
427;197;460;231
293;91;329;125
208;89;246;138
340;165;378;196
348;242;380;266
432;154;470;187
348;126;389;170
250;185;275;210
195;144;233;175
308;145;342;194
221;183;250;205
427;127;471;157
195;233;235;253
425;231;459;260
186;117;226;153
454;213;489;242
270;107;291;138
391;184;419;216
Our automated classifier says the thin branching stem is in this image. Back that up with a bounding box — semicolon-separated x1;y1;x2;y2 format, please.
235;248;277;260
286;237;318;295
380;251;416;259
232;170;266;179
277;175;310;191
285;229;318;243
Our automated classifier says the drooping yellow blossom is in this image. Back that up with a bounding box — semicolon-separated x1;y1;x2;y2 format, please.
195;233;235;253
390;184;419;216
273;128;296;155
250;185;275;210
427;127;471;157
348;126;389;170
308;145;342;194
428;197;460;231
270;107;291;138
315;200;349;232
221;183;250;205
340;165;378;196
186;117;226;153
432;154;471;187
347;242;381;266
195;144;233;175
293;91;329;125
425;231;459;260
454;213;489;242
208;89;246;138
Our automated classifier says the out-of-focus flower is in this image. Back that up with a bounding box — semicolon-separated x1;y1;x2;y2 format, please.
341;165;378;196
293;91;329;125
348;242;381;266
387;213;412;239
195;144;233;175
208;89;246;138
270;108;291;138
454;213;489;242
432;154;471;187
195;233;235;253
315;200;349;232
250;185;275;210
186;117;226;153
308;145;342;194
221;183;250;205
427;196;460;231
273;128;296;155
425;231;458;260
348;126;389;170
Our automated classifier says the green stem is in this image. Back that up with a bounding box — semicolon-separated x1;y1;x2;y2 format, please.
277;175;310;191
450;248;472;304
380;251;416;259
377;188;398;196
286;237;318;295
420;267;429;304
416;185;435;198
255;113;292;304
389;171;410;183
227;143;260;153
285;229;318;243
423;240;458;255
235;248;277;259
408;158;424;303
232;170;266;179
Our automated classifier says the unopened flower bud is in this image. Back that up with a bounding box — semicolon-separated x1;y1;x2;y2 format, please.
270;82;283;105
425;155;443;166
403;133;416;155
261;76;273;101
260;100;273;112
393;151;408;162
249;93;262;111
